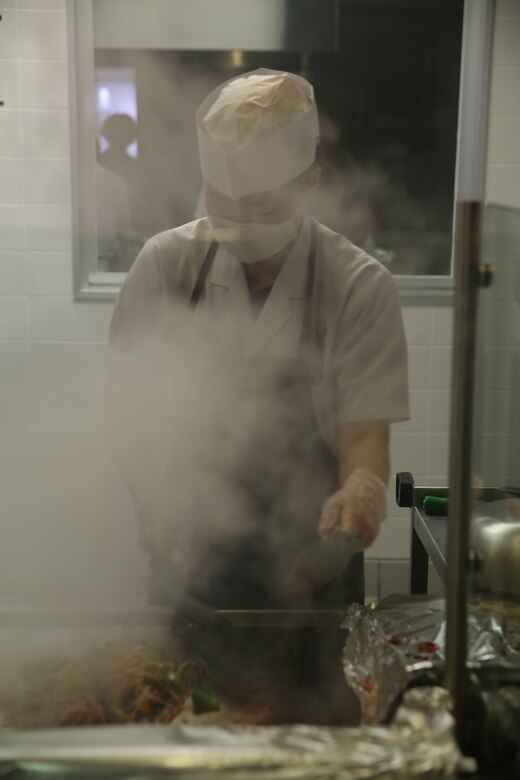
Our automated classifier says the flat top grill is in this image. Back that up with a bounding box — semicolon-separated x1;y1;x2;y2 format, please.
0;608;349;629
0;606;359;732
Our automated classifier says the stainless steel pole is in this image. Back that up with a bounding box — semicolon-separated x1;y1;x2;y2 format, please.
445;199;482;737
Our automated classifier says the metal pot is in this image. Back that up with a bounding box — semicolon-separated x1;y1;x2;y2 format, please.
470;500;520;600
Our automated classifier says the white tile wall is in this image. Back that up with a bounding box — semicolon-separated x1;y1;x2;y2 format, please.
20;61;68;109
0;110;21;156
0;62;20;108
401;306;433;346
379;517;410;559
0;341;29;383
429;347;452;390
0;382;29;434
28;296;73;340
397;389;428;434
0;9;19;60
24;158;71;204
390;432;428;477
0;296;27;339
25;204;71;250
488;68;520;116
0;0;516;607
18;9;68;61
0;205;25;249
0;250;25;294
432;306;454;346
487;115;520;164
492;18;520;67
425;433;450;478
22;109;69;157
486;164;520;210
0;441;29;517
0;158;23;203
26;249;72;295
428;389;451;435
407;346;431;390
73;301;114;342
28;341;105;385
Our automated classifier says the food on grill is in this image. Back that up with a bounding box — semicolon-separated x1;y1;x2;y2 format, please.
0;643;222;730
0;622;359;730
192;687;220;714
361;675;374;693
416;641;438;654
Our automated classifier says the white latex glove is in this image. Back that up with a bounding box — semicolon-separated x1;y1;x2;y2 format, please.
318;468;387;550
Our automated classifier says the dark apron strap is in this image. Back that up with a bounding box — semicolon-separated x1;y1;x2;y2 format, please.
301;219;318;343
300;220;325;383
190;241;219;306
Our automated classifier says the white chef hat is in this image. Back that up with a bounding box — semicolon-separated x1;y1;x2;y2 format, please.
197;68;320;199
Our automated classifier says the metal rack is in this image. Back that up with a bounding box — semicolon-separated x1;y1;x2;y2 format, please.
395;472;508;596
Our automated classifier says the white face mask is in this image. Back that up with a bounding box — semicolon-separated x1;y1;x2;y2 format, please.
207;214;299;263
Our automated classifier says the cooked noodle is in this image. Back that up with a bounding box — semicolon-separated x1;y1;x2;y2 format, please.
0;644;205;729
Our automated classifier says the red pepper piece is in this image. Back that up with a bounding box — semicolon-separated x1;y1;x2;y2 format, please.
417;641;438;654
361;675;374;693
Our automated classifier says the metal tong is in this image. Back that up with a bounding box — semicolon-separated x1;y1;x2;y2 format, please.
281;532;360;597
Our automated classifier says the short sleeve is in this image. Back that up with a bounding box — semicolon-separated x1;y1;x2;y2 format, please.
334;265;409;424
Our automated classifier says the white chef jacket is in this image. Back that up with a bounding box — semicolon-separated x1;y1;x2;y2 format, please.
110;215;410;452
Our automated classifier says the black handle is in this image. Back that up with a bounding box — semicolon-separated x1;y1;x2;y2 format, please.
396;472;415;507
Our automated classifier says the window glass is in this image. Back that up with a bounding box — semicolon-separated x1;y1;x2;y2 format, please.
81;0;464;282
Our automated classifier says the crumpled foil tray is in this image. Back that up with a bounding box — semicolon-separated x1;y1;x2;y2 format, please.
342;594;520;725
0;687;468;779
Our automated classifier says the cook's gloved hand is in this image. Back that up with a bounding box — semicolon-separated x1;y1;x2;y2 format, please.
318;468;387;550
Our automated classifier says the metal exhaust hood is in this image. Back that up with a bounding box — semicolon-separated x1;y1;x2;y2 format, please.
92;0;338;52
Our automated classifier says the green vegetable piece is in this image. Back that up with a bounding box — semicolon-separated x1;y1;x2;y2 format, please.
175;660;206;689
192;687;220;714
423;495;449;516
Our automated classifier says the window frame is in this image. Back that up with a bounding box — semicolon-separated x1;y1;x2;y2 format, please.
68;0;494;302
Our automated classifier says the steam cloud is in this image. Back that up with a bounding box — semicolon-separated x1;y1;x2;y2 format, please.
107;293;333;604
36;56;423;610
6;56;421;615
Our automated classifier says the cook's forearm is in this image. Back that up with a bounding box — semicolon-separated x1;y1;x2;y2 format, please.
337;421;390;486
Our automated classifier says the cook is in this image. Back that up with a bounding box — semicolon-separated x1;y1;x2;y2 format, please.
108;69;409;609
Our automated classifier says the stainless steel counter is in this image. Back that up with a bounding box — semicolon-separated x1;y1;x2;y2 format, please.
410;507;448;593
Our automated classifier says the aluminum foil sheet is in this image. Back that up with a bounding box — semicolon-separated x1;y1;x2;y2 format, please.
342;595;520;725
0;687;467;779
